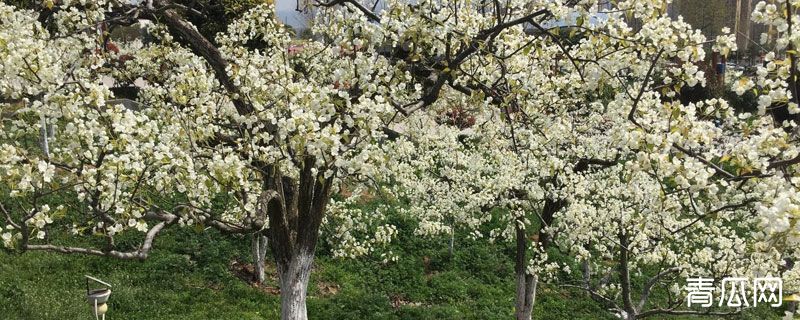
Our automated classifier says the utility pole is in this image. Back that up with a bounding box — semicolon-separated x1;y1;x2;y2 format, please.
746;0;753;63
735;0;742;49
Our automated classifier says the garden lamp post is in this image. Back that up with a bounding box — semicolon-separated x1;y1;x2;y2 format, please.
85;275;112;320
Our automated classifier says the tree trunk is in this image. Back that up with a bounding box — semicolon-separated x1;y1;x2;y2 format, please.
514;223;537;320
734;0;742;47
39;116;50;160
618;231;637;320
745;0;752;56
448;230;455;257
511;196;562;320
263;159;335;320
277;250;314;320
252;234;268;284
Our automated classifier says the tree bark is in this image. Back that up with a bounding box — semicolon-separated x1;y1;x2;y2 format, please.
514;222;537;320
511;195;564;320
39;116;50;160
277;249;314;320
264;160;334;320
252;233;268;284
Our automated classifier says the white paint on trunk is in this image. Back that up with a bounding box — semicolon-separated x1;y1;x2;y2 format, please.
515;272;537;320
252;234;268;284
39;116;50;160
278;251;314;320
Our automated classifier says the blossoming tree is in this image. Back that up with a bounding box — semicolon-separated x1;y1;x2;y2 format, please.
2;0;391;317
374;0;800;319
2;0;799;320
0;0;600;318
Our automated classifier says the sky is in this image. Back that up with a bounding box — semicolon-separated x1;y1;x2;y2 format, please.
275;0;311;28
272;0;602;30
123;0;309;27
274;0;388;28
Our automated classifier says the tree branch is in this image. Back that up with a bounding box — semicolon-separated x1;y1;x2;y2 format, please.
560;284;619;309
638;267;680;311
768;154;800;169
0;202;20;230
24;211;176;260
399;8;552;114
146;0;253;115
317;0;380;22
673;144;770;181
628;49;664;128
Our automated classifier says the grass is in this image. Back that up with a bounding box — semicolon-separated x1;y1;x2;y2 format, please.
0;215;787;319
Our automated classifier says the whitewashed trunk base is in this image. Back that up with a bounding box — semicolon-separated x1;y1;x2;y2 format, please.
278;251;313;320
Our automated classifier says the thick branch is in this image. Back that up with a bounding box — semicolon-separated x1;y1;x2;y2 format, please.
638;267;680;311
265;168;294;265
297;172;334;251
0;202;20;230
574;157;618;172
318;0;380;22
24;212;176;260
147;1;252;115
768;154;800;169
205;218;250;233
399;8;551;114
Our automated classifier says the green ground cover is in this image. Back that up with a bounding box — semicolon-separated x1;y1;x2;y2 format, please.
0;215;784;319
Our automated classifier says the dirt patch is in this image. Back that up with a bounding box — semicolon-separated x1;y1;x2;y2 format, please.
229;259;340;297
338;184;378;203
229;259;281;295
316;281;340;296
390;294;423;308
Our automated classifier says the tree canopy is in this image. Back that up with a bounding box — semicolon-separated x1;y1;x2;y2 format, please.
1;1;799;319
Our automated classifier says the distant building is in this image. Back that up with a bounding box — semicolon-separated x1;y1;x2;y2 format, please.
668;0;767;60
